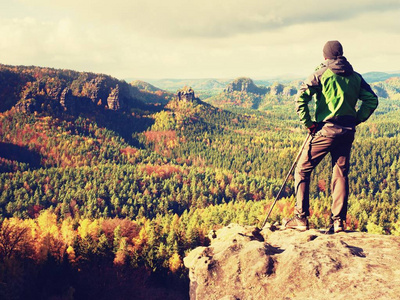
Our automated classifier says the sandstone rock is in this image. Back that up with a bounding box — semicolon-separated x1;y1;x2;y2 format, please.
60;88;75;110
224;78;262;94
46;86;63;100
184;223;400;300
269;83;284;96
88;77;105;103
14;99;36;113
0;65;151;115
107;85;120;110
176;86;196;102
282;86;297;97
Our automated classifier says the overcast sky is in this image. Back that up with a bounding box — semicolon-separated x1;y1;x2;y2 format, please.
1;0;399;80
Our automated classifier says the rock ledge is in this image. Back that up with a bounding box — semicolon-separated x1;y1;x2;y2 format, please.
184;223;400;300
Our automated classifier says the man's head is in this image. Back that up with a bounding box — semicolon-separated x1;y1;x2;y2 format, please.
323;40;343;59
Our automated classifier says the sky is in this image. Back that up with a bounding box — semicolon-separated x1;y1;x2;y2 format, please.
1;0;400;80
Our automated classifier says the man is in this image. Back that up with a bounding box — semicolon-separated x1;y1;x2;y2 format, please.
284;40;378;233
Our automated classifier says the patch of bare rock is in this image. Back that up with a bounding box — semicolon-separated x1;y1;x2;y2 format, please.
184;223;400;300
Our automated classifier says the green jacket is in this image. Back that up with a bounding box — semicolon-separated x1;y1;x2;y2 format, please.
296;57;378;129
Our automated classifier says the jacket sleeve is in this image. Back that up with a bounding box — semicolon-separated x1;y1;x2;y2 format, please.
295;72;321;128
356;77;378;124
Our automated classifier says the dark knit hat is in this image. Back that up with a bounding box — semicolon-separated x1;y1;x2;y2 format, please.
323;40;343;59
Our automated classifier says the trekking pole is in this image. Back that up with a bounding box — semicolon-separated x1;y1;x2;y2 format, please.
261;133;311;229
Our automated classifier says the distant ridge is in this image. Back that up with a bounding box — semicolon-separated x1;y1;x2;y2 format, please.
127;71;400;92
205;77;298;110
130;80;172;104
130;80;165;93
135;78;230;92
0;64;168;114
361;72;400;83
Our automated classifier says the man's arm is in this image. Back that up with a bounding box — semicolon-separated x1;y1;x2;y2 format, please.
295;72;321;128
356;77;378;124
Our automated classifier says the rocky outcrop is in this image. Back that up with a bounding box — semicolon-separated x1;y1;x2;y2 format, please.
184;223;400;300
222;78;297;98
107;85;120;110
176;86;196;102
282;86;297;97
87;77;106;104
224;78;263;94
269;83;284;96
14;99;36;113
60;88;75;110
0;64;152;115
46;86;63;100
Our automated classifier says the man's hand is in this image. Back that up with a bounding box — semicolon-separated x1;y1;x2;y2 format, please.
307;122;318;134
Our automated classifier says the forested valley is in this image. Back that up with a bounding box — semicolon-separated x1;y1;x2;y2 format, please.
1;64;400;299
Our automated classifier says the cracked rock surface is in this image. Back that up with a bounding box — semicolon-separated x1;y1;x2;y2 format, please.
184;223;400;300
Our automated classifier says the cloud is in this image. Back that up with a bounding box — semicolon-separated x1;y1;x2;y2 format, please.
1;0;400;79
0;17;123;73
16;0;400;38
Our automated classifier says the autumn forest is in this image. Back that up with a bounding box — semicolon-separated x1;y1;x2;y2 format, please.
1;64;400;299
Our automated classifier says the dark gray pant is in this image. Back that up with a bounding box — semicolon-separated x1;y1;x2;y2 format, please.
294;131;355;221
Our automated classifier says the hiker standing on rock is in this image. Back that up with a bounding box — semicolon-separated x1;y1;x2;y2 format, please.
284;40;378;233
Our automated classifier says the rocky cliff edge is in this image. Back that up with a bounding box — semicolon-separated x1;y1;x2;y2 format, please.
184;223;400;300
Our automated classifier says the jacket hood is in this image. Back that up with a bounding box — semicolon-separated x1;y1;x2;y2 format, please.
323;41;343;59
325;56;354;76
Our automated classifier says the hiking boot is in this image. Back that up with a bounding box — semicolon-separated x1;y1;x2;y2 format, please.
327;219;345;234
334;219;345;233
283;215;309;231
